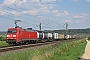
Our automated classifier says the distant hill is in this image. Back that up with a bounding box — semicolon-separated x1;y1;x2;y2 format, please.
45;28;90;35
0;31;6;35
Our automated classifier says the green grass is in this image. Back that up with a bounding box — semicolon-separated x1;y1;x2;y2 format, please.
0;38;87;60
0;41;9;46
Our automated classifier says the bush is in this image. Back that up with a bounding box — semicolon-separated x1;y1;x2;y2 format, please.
0;36;6;41
88;36;90;40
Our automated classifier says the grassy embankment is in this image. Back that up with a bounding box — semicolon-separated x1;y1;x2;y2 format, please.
0;38;87;60
0;36;9;46
0;41;9;46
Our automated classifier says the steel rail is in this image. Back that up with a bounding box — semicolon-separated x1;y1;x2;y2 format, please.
0;38;80;52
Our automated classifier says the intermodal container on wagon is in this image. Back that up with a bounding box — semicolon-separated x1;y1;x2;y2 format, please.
47;33;53;39
58;34;64;39
37;31;44;40
52;33;58;39
73;35;77;39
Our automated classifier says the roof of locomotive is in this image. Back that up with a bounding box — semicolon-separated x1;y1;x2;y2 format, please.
8;27;51;33
8;27;37;32
8;28;21;30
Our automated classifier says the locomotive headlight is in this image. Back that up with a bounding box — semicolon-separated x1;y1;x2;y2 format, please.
7;35;10;37
13;35;16;37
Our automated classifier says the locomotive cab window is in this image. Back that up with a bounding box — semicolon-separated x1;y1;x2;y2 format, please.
7;30;16;33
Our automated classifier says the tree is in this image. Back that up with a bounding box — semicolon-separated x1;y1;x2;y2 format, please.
88;36;90;40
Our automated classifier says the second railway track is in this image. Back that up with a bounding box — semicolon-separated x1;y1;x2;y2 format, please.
0;41;61;52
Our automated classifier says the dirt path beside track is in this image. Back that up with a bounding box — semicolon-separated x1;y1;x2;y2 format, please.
80;39;90;60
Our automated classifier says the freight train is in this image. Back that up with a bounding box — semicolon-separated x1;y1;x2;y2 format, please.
6;27;81;45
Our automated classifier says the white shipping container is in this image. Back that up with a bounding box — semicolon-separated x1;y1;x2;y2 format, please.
53;33;58;39
69;35;72;39
58;34;64;39
67;35;70;39
47;33;52;39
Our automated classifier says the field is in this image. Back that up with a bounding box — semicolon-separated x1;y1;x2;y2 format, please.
0;38;87;60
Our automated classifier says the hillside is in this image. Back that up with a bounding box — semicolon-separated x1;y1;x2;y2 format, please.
45;28;90;34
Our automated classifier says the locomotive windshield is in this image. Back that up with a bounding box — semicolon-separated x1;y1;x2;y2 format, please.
7;30;16;33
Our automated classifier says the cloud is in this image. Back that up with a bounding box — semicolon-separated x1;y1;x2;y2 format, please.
0;9;23;16
52;10;58;14
40;6;49;14
22;10;39;15
23;0;27;2
75;20;85;23
41;0;56;3
64;11;69;15
3;0;15;5
52;10;69;17
48;4;55;9
10;10;22;16
73;15;84;18
59;0;64;2
76;20;80;23
0;0;90;31
0;0;51;16
2;0;24;6
86;0;90;2
65;20;72;23
81;13;88;16
52;10;61;16
73;13;88;19
71;13;88;24
0;10;7;15
72;0;80;2
27;0;40;3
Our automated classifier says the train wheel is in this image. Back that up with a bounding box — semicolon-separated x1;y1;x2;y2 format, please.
35;40;37;43
33;40;37;44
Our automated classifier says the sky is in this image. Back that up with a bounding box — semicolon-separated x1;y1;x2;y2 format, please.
0;0;90;31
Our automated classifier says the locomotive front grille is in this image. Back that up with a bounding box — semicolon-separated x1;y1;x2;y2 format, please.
6;39;16;44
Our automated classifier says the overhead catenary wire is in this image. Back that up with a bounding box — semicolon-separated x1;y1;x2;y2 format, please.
4;0;43;20
0;8;30;21
0;15;14;21
0;0;66;30
0;11;38;27
0;6;40;27
3;2;50;19
2;5;49;28
2;1;43;23
3;0;54;23
0;15;35;27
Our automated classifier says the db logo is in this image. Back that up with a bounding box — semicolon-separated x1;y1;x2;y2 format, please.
11;34;13;37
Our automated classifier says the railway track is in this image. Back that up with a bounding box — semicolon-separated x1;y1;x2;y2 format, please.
0;38;80;53
0;41;61;52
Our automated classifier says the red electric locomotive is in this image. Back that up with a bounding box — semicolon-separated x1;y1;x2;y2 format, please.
6;27;39;44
